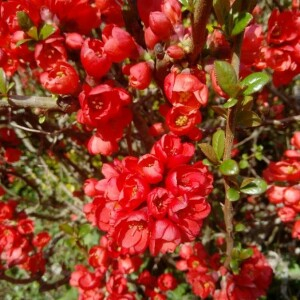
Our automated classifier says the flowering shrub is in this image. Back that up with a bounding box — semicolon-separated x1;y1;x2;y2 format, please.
0;0;300;299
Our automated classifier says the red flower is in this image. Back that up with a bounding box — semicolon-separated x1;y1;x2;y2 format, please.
4;148;21;163
81;38;112;79
40;61;79;95
147;187;174;219
164;72;208;109
17;219;34;235
161;0;182;25
165;162;213;197
149;11;173;40
103;25;138;62
158;273;177;291
109;210;149;255
166;106;201;136
151;133;195;168
129;62;152;90
149;219;181;255
35;37;67;71
32;232;51;249
138;154;164;184
292;220;300;239
263;160;300;182
267;9;300;45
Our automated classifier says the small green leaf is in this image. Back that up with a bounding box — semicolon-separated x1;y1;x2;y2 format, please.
241;72;270;95
213;0;230;25
227;187;240;201
239;160;249;169
39;23;56;40
235;223;246;232
223;98;238;108
27;26;38;40
59;223;74;235
199;143;219;165
240;248;254;260
15;38;32;47
240;177;267;195
219;159;239;176
0;68;7;95
230;258;240;274
214;61;240;97
236;111;262;128
78;224;91;237
39;115;46;124
212;129;225;161
211;105;227;118
16;11;34;32
203;158;213;166
231;12;253;36
7;82;15;92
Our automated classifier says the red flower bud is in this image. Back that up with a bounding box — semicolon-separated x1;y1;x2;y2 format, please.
129;62;152;90
166;45;185;59
161;0;182;25
149;11;173;40
81;38;112;79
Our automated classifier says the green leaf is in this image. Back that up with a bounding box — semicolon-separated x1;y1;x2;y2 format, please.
78;224;91;237
39;115;46;124
16;11;34;31
39;23;56;40
59;223;74;235
239;159;249;169
214;60;240;97
231;12;253;36
227;187;240;201
230;258;240;274
223;98;238;108
219;159;239;176
241;72;270;95
236;111;262;128
235;223;246;232
0;68;7;95
27;26;38;40
199;143;219;165
211;105;227;118
213;0;230;25
212;129;225;161
240;248;254;260
240;177;267;195
15;38;32;47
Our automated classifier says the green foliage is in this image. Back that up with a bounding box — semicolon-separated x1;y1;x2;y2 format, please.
231;12;253;36
240;177;268;195
241;72;270;95
212;129;225;161
214;61;241;97
227;187;240;201
219;159;239;176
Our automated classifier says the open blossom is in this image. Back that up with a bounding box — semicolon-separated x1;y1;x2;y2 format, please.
164;71;208;109
40;61;79;95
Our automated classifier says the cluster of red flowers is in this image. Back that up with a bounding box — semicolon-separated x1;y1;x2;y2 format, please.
176;242;273;300
70;235;141;300
70;234;179;300
240;6;300;86
257;8;300;86
83;133;213;256
162;68;208;140
264;131;300;240
0;127;21;164
0;200;51;274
